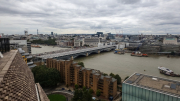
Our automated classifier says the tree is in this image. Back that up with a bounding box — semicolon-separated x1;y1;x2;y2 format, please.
83;86;86;91
78;62;85;67
72;89;83;101
114;74;122;85
75;84;79;89
96;89;101;98
82;90;92;101
103;73;108;76
72;89;92;101
109;73;115;77
124;76;129;81
31;38;57;45
89;88;94;94
31;65;61;88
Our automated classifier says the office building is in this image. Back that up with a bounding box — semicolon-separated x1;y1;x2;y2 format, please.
82;38;99;47
24;30;28;35
163;37;178;45
0;50;49;101
51;32;53;35
0;38;10;54
122;73;180;101
56;40;74;47
10;40;31;54
46;58;117;99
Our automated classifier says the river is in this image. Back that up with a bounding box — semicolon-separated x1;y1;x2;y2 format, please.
74;51;180;81
31;45;68;54
31;46;180;81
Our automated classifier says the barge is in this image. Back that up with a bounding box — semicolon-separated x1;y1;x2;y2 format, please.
131;51;148;57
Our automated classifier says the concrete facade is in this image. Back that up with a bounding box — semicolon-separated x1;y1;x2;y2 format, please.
163;37;178;45
46;58;117;99
122;73;180;101
82;38;99;47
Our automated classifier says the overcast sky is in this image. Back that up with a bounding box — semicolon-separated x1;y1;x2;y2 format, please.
0;0;180;35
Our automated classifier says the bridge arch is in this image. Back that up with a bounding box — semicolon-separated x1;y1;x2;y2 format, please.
73;54;86;59
88;51;99;55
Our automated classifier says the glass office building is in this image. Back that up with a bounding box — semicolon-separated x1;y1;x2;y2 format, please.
122;73;180;101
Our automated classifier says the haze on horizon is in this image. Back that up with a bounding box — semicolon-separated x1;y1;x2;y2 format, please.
0;0;180;35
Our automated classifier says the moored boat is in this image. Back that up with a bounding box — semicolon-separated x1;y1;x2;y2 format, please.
158;66;180;77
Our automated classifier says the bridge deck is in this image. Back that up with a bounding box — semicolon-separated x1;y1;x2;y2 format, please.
36;46;116;59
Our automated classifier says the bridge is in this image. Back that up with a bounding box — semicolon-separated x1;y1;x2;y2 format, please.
35;45;116;61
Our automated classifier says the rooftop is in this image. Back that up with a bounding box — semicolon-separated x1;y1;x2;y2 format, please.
0;50;17;82
124;73;180;97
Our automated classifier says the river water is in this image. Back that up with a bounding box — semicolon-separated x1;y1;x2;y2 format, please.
74;51;180;81
31;45;68;54
31;46;180;81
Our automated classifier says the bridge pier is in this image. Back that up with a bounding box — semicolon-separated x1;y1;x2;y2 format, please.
86;53;89;56
71;56;74;60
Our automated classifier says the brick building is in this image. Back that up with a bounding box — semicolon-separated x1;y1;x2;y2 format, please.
46;58;117;99
0;50;49;101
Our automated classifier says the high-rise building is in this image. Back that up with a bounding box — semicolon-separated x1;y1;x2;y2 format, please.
24;30;28;35
122;73;180;101
51;32;53;35
46;58;117;99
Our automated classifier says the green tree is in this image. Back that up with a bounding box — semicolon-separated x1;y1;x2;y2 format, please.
96;89;101;98
89;88;94;94
72;89;83;101
83;86;86;91
103;73;108;76
124;76;129;81
75;84;79;89
78;62;85;67
31;38;57;45
114;74;122;85
82;90;92;101
109;73;115;77
72;89;92;101
31;65;60;88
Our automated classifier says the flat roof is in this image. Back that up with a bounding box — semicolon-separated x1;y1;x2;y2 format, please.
124;73;180;97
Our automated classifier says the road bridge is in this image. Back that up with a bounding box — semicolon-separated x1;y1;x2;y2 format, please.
35;45;116;61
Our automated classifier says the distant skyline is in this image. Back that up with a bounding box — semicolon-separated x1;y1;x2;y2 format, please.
0;0;180;35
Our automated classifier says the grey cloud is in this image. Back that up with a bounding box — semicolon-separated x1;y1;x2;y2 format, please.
0;0;180;34
119;0;141;4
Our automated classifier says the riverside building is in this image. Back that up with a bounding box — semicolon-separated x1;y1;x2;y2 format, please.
122;73;180;101
46;58;117;99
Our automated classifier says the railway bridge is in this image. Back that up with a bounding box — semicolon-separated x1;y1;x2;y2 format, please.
35;45;116;62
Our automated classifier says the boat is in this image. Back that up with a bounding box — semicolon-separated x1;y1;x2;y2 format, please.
114;49;125;54
158;66;180;77
131;51;148;57
158;66;173;75
131;51;142;57
31;45;42;48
